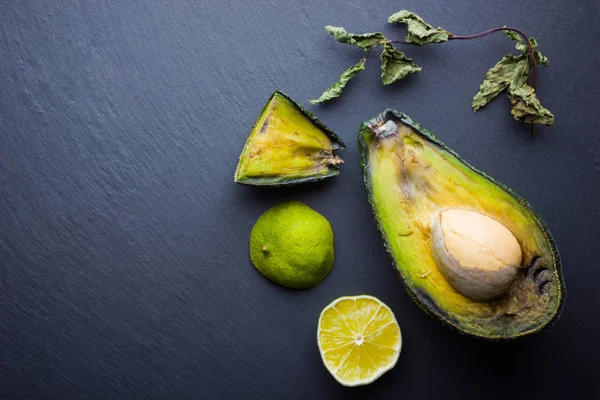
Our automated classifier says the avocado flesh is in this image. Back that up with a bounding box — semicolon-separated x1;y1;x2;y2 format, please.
235;91;344;186
359;110;565;339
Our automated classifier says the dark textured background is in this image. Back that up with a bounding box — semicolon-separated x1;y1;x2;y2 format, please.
1;0;599;398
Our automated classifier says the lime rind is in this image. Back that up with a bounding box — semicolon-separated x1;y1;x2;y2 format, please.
249;201;334;289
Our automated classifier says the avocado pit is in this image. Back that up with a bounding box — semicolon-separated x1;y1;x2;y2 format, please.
431;209;522;301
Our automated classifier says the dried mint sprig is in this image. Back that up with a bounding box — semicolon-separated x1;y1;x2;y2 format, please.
310;10;554;137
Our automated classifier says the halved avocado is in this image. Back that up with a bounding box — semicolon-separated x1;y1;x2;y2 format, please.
359;110;565;339
234;91;344;186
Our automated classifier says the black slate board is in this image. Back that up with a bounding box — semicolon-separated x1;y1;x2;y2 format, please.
1;1;599;398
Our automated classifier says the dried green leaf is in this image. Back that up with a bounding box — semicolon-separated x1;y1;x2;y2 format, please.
528;37;539;48
472;54;527;111
379;43;421;85
503;28;522;42
504;30;549;67
473;42;554;125
533;50;548;67
388;10;451;45
325;26;386;51
521;46;548;66
508;56;530;88
519;37;548;66
515;41;526;53
508;84;554;125
310;62;365;104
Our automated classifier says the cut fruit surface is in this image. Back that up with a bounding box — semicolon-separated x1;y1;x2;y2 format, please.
317;295;401;387
234;91;344;186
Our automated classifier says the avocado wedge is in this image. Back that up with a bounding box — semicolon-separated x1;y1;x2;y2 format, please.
359;110;565;339
235;91;344;186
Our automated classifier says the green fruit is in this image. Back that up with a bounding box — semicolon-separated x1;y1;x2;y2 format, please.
234;91;345;186
359;110;565;339
249;201;334;289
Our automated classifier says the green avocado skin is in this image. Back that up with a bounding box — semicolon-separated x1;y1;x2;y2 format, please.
358;109;565;340
234;90;345;187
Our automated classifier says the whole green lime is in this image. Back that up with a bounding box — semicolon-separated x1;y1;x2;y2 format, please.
249;201;334;289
